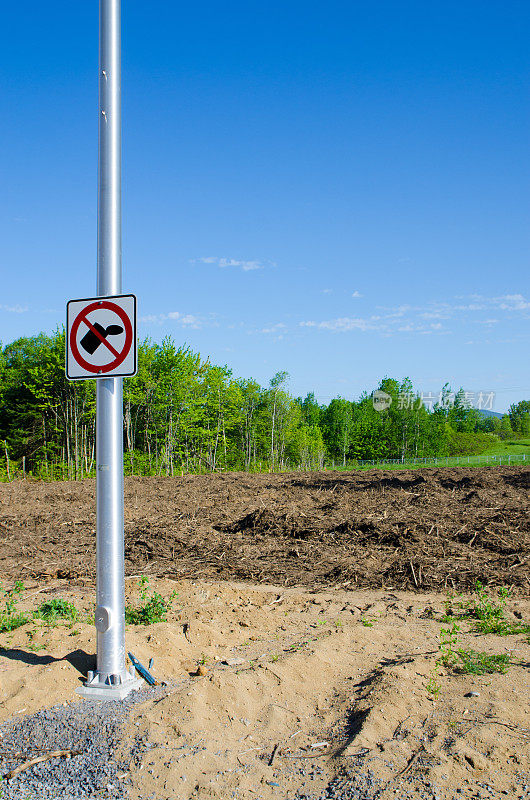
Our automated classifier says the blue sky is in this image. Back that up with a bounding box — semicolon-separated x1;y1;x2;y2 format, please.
1;1;529;412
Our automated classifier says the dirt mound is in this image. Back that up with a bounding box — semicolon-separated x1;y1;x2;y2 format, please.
0;466;528;592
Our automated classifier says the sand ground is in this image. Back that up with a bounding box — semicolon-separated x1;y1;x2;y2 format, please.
1;577;529;800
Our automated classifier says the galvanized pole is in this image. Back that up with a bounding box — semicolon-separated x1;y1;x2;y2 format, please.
79;0;141;698
95;0;125;688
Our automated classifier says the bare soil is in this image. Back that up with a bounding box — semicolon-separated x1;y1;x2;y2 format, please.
0;578;529;800
0;466;528;592
1;467;529;798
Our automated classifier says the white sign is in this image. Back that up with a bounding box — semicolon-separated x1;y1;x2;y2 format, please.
66;294;137;380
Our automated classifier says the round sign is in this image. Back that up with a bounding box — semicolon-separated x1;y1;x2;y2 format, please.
69;300;133;374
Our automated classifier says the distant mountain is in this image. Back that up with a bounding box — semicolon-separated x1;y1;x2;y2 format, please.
478;408;503;419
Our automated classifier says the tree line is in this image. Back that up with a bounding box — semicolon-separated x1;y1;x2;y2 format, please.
0;330;526;480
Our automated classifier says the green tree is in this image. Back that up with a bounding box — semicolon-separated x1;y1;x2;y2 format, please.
498;415;514;440
297;392;323;427
323;398;353;466
266;371;290;470
508;400;530;435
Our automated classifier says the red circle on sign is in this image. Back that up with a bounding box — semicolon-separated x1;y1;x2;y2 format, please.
70;300;133;374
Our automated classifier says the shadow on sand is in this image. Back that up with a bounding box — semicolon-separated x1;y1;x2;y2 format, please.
0;647;95;682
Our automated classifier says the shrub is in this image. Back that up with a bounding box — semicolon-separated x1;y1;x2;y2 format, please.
0;580;28;633
35;598;78;622
125;577;177;625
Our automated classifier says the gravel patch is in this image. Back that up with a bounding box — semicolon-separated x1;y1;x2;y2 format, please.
295;769;383;800
0;686;166;800
315;775;436;800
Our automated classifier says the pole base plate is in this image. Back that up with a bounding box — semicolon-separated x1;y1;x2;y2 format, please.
76;669;144;701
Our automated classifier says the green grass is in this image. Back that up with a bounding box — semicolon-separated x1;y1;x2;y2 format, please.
1;589;80;632
475;618;530;636
479;438;530;458
0;580;29;633
443;582;530;637
437;621;512;675
453;649;511;675
437;584;522;676
0;611;28;633
468;582;510;621
337;436;530;472
355;455;528;472
425;674;441;697
125;576;177;625
34;598;78;623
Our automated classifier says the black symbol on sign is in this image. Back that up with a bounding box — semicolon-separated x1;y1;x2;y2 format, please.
80;323;124;355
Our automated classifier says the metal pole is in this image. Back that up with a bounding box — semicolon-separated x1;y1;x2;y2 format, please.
79;0;140;698
96;0;125;687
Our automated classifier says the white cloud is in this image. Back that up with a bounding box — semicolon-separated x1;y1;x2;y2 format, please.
139;311;202;329
179;314;201;326
300;312;449;337
0;304;28;313
219;258;262;271
138;291;528;341
498;293;530;311
138;314;160;324
260;322;287;334
380;304;411;318
455;293;530;312
193;256;265;272
454;303;487;311
381;293;530;324
321;288;333;294
351;290;363;298
166;311;205;326
420;311;449;319
300;317;373;332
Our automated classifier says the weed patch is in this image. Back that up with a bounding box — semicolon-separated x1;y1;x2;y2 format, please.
468;582;510;621
453;649;510;675
125;577;177;625
437;619;511;675
474;618;530;636
426;674;441;697
0;581;28;633
444;582;529;637
35;598;78;623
